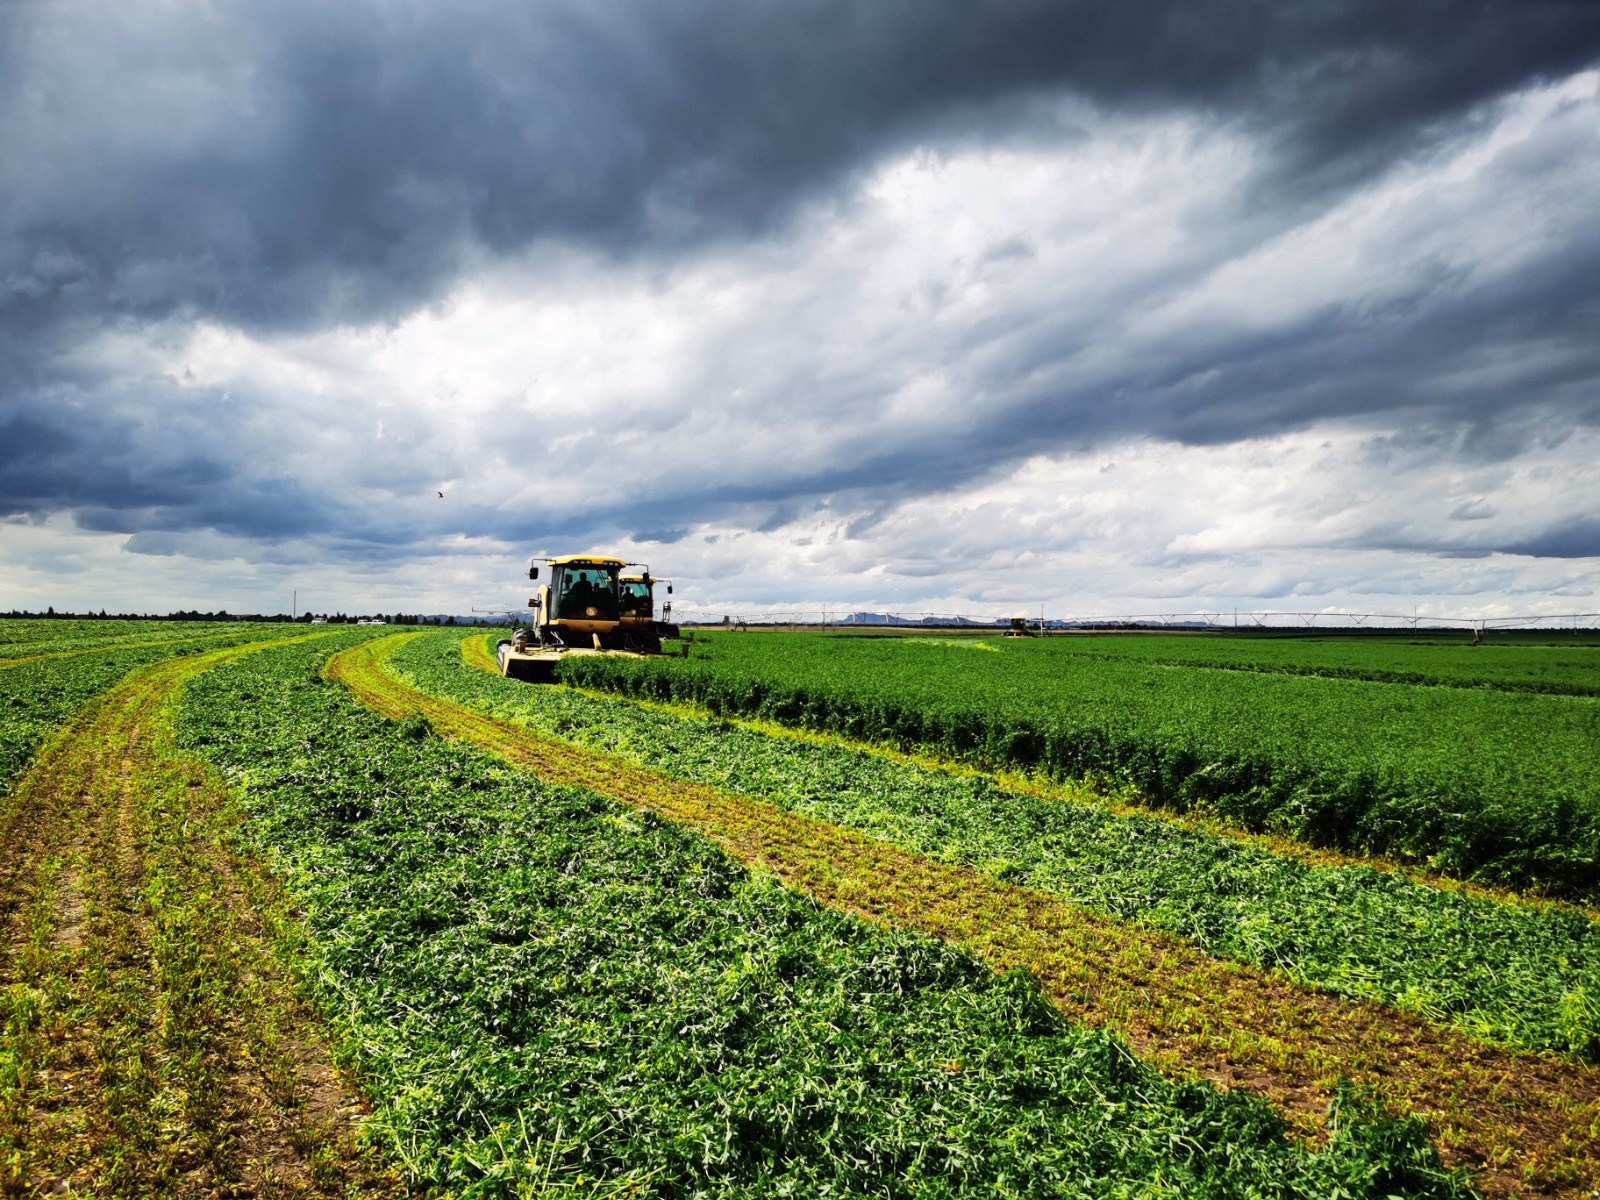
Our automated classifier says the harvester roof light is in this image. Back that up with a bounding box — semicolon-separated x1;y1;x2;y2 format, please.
547;554;627;566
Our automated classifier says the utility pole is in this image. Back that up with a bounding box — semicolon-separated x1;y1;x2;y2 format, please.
293;589;297;620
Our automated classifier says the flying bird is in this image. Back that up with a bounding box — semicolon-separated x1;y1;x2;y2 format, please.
437;491;444;498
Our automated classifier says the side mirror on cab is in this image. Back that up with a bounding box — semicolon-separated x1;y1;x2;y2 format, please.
527;566;539;579
667;584;674;594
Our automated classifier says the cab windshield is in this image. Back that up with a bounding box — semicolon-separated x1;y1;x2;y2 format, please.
620;579;651;618
553;565;619;620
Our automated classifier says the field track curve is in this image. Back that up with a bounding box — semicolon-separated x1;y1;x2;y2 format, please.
0;628;263;671
330;631;1600;1199
475;632;1598;921
0;635;404;1198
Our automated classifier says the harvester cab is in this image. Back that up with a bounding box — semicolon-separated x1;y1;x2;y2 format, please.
532;556;624;642
497;554;681;681
619;573;679;646
619;574;654;623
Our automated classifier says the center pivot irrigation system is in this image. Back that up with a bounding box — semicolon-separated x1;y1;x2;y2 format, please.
653;608;1600;633
472;557;1598;651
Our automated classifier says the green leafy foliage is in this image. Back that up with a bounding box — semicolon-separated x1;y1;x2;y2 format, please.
1012;632;1600;696
0;618;283;659
552;632;1600;899
0;622;317;793
395;633;1600;1061
176;636;1471;1199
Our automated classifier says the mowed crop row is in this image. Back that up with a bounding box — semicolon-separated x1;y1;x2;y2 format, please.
171;633;1483;1198
393;632;1600;1062
0;621;325;796
0;619;287;662
554;632;1600;900
0;619;208;655
4;620;1593;1196
365;632;1600;1196
0;632;401;1197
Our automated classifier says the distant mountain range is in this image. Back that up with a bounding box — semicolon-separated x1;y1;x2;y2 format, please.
837;612;991;626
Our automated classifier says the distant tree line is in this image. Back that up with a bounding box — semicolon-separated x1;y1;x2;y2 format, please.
0;608;490;625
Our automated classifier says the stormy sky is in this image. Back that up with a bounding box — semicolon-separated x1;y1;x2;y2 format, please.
4;0;1599;620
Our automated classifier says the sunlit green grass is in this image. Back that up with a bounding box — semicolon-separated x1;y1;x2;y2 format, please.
393;632;1600;1062
176;635;1472;1199
553;631;1600;899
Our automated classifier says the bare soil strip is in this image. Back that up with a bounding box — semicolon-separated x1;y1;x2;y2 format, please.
340;633;1600;1199
0;640;405;1198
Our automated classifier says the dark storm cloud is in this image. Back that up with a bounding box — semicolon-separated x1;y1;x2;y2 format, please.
1114;254;1599;447
0;368;411;550
1503;520;1600;559
6;0;1597;332
1;405;227;519
4;0;1600;563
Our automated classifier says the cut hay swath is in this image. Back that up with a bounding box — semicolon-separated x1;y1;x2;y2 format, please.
5;618;1596;1196
0;631;401;1197
551;630;1600;900
327;631;1597;1196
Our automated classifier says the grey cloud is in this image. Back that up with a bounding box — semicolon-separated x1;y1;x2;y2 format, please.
1502;519;1600;559
5;0;1597;337
0;375;425;553
2;420;230;519
633;528;689;544
5;0;1600;573
982;239;1600;457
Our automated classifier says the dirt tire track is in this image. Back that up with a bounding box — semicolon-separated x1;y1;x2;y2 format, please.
0;638;406;1198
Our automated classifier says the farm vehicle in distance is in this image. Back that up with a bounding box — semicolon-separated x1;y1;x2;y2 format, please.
496;554;682;682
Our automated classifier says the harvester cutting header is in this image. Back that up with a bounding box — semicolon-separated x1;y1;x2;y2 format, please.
496;554;681;682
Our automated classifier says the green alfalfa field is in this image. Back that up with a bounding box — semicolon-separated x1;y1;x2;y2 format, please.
4;618;1600;1197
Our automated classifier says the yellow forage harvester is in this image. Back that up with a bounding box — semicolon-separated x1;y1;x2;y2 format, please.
496;554;682;682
